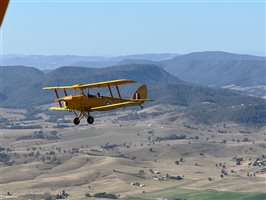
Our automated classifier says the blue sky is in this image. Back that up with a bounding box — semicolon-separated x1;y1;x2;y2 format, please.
1;0;265;56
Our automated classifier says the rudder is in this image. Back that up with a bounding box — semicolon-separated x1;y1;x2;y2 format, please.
131;84;147;100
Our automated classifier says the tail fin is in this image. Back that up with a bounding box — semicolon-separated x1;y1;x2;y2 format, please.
131;84;147;100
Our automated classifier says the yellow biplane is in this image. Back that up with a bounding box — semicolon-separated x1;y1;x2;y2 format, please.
43;79;152;125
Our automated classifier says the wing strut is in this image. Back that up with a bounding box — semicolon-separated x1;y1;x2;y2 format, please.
64;89;68;96
115;85;122;99
107;84;114;98
54;89;62;108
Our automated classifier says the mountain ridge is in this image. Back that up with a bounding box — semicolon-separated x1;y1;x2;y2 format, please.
160;51;266;87
1;64;265;125
2;53;178;70
3;51;265;88
164;51;265;61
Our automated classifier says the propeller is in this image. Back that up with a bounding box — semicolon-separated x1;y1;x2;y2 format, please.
0;0;9;27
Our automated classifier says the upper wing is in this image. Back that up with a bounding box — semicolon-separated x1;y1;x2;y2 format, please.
43;85;77;90
90;101;140;112
43;79;136;90
78;79;136;89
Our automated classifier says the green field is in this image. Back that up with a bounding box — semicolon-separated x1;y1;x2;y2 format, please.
125;187;266;200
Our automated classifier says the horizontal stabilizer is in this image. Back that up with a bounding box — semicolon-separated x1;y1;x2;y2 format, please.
49;107;69;111
132;99;155;102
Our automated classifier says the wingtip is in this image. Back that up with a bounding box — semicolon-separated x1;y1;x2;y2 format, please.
43;86;55;90
49;107;68;111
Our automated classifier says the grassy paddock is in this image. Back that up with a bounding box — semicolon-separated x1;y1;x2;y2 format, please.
125;187;266;200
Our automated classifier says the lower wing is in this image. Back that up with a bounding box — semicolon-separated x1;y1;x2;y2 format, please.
90;101;140;111
48;99;154;112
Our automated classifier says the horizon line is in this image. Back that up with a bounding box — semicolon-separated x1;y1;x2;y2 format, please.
2;50;266;57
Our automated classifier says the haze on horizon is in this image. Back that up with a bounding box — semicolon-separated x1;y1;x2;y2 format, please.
1;1;265;57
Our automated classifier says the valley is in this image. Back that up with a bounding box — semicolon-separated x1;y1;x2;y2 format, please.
0;105;265;199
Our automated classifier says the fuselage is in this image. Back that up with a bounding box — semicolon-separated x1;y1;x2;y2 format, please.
62;94;129;111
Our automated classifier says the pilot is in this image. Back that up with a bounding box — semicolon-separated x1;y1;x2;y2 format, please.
96;92;101;98
87;93;93;97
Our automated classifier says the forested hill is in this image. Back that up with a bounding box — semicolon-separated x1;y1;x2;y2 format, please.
1;64;265;125
0;64;182;107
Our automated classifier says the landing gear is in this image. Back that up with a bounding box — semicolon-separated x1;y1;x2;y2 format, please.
87;116;94;124
72;111;94;125
73;117;80;125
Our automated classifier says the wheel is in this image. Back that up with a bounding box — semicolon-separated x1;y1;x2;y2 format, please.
87;116;94;124
73;117;80;125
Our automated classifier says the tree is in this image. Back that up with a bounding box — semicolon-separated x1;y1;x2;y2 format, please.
85;193;91;197
35;151;40;157
44;193;53;200
0;152;10;163
51;131;57;136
